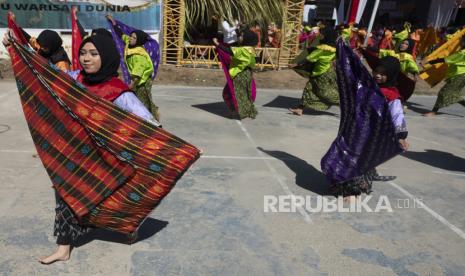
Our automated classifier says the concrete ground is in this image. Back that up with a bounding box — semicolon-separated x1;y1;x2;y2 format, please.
0;81;464;275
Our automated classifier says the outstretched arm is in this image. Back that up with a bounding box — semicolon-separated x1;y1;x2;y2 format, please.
213;37;233;55
106;14;123;38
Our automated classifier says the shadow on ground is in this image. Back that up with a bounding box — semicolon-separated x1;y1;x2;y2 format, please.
191;102;231;119
75;218;168;247
406;102;462;117
258;147;331;195
263;95;338;116
402;149;465;173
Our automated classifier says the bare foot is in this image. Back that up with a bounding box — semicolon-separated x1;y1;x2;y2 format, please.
343;195;357;204
423;111;436;117
289;107;303;116
38;245;70;265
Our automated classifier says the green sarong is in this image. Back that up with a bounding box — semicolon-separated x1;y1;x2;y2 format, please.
433;73;465;110
233;69;258;119
134;79;160;121
300;68;339;111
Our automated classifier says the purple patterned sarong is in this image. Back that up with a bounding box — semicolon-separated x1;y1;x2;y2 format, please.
321;40;402;185
107;19;160;85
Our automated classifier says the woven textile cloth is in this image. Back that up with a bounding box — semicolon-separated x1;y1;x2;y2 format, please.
108;19;160;85
8;26;199;235
216;45;257;111
321;40;402;185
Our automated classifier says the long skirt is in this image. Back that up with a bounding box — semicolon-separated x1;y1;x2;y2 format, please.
300;68;339;111
54;192;90;245
433;73;465;110
329;169;379;197
134;80;160;121
232;69;258;119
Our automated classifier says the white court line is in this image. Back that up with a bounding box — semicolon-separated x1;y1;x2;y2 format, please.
432;170;465;177
202;155;278;160
405;115;464;120
155;94;340;119
155;94;217;101
388;181;465;241
408;135;442;146
235;120;312;223
408;136;465;153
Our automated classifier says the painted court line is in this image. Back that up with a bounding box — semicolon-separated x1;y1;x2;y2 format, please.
405;115;464;120
202;155;279;160
235;120;312;223
155;94;217;101
408;135;442;146
156;93;340;119
388;181;465;241
431;170;465;177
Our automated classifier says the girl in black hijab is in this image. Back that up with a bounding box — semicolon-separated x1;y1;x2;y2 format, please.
288;26;339;116
38;34;160;265
374;56;401;90
129;30;149;47
398;38;415;55
106;14;159;121
212;29;259;119
78;35;120;84
21;29;71;71
239;29;259;47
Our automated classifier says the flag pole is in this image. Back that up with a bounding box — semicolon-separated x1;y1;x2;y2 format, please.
364;0;380;46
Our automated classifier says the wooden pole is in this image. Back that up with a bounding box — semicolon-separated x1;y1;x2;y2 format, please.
363;0;380;46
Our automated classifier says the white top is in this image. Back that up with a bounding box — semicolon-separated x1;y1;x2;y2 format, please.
222;20;237;44
388;99;407;134
113;92;161;127
68;70;161;127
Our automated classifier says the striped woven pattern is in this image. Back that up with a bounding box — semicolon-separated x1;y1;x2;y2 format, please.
8;39;200;234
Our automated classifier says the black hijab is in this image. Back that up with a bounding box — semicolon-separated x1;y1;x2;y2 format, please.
91;28;113;38
241;29;259;47
79;35;120;84
130;30;149;48
374;56;400;88
399;38;415;54
320;27;336;47
36;30;70;64
37;30;63;57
